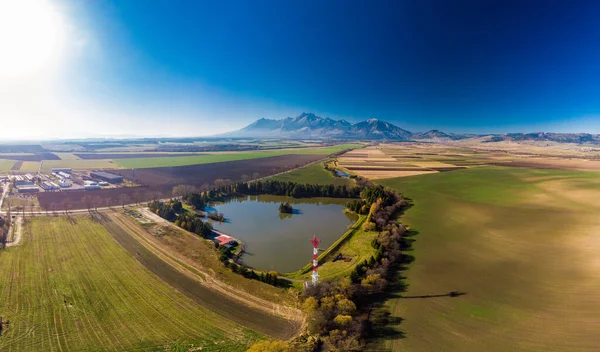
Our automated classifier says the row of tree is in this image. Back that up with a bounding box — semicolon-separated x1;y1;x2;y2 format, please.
148;199;214;238
286;186;412;351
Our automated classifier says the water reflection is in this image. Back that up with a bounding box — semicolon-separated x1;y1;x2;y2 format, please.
207;195;356;272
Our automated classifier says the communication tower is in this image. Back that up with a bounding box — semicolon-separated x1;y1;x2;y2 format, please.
310;235;321;285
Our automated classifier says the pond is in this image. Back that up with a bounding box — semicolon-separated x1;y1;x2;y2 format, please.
207;195;357;273
334;169;350;178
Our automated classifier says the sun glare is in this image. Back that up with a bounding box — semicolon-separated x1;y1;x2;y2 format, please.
0;0;66;79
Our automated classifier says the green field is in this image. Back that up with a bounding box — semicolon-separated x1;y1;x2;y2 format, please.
376;167;600;351
0;159;16;172
0;216;260;351
272;161;353;186
19;161;40;173
114;144;363;169
40;159;120;173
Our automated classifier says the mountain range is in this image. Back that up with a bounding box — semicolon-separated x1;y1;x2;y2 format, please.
221;113;600;144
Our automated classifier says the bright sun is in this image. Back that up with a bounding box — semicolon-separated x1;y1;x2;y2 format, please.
0;0;66;79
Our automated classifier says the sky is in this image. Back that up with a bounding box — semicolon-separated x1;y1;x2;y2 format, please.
1;0;600;139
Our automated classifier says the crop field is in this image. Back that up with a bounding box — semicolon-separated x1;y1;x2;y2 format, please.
18;161;40;173
0;216;261;351
272;160;353;186
0;153;60;161
40;159;120;173
75;152;201;159
337;143;600;180
37;154;324;213
376;167;600;351
110;211;301;316
113;144;362;169
0;159;16;172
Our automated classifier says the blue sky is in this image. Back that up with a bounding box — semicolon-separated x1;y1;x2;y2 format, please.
2;0;600;138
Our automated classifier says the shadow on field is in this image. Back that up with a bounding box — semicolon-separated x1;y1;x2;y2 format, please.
401;291;467;299
364;229;420;345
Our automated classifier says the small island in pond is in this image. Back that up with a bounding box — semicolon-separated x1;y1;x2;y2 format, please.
278;202;293;214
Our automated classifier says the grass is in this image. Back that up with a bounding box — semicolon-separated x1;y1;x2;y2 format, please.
285;215;377;281
0;216;261;351
374;166;600;351
54;153;81;160
114;144;363;169
19;161;40;173
40;159;120;173
111;211;299;308
0;159;16;172
272;161;353;186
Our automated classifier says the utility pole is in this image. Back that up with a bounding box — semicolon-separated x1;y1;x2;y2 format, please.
310;235;321;285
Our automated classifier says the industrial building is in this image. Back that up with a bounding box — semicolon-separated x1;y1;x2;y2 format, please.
90;171;123;184
16;185;39;193
40;181;59;191
52;168;72;174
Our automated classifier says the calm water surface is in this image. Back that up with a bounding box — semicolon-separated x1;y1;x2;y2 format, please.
208;195;356;273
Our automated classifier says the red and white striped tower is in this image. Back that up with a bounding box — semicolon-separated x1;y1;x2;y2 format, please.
310;235;321;285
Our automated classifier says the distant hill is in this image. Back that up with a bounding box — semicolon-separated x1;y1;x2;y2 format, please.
223;113;415;140
483;132;600;144
220;112;600;144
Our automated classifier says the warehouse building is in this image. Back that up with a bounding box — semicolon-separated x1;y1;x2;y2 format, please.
90;171;123;184
52;168;72;174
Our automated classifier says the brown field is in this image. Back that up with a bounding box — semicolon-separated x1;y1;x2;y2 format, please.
75;153;201;159
0;152;60;161
37;154;324;210
337;142;600;180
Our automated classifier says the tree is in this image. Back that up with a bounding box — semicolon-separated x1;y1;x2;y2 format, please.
93;196;102;211
132;191;140;205
333;314;353;327
82;195;93;212
118;194;129;208
63;199;72;214
302;296;319;315
172;184;195;198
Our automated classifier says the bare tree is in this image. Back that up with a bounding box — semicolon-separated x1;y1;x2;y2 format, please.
252;172;260;180
172;185;195;199
105;197;113;209
241;174;249;182
93;196;102;212
5;199;11;226
82;195;92;213
63;199;72;215
118;194;129;209
132;191;140;205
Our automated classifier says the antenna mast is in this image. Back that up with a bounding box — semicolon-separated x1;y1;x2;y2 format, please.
310;235;321;285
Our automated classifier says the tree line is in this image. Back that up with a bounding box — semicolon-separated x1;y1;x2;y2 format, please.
275;186;413;352
148;199;213;238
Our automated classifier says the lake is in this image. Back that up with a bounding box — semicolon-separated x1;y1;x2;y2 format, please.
334;169;350;178
208;195;357;273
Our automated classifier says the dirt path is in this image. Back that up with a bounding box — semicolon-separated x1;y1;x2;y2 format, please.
6;216;23;247
138;208;300;316
103;211;303;339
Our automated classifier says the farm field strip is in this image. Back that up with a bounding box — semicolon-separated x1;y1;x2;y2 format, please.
0;216;260;351
272;161;353;186
0;159;17;172
113;144;362;169
18;161;41;173
40;159;120;173
100;212;301;339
